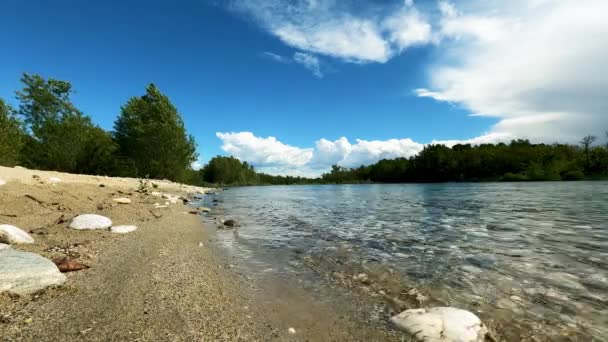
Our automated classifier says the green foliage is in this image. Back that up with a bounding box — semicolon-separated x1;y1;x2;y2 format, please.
321;139;608;183
15;74;114;174
0;99;25;166
202;156;258;185
113;84;197;181
561;170;585;181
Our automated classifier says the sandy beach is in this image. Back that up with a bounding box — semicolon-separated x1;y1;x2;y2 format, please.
0;166;400;341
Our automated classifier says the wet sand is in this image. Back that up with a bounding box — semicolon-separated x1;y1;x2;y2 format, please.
0;167;398;341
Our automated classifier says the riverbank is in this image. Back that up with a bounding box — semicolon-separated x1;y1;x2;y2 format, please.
0;167;404;341
0;166;272;340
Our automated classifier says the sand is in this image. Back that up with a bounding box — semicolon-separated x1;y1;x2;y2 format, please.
0;166;399;341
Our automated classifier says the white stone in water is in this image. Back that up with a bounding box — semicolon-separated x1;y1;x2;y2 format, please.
0;249;66;295
110;225;138;234
112;197;132;204
390;307;487;342
0;224;35;244
69;214;112;230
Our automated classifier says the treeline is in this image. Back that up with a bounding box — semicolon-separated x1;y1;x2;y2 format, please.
321;139;608;183
0;74;198;183
199;156;315;185
2;74;608;187
194;136;608;186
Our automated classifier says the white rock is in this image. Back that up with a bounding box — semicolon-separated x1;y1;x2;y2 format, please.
69;214;112;230
0;225;35;244
0;178;6;186
112;197;132;204
0;249;66;295
288;327;296;334
0;243;11;250
390;307;487;342
110;225;138;234
48;177;61;183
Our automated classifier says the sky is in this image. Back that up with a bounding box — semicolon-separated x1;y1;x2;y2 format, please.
1;0;606;176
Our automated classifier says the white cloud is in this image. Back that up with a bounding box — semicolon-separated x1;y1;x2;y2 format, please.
293;52;323;77
418;0;608;143
260;51;290;63
230;0;432;63
383;6;433;51
216;132;426;176
430;132;513;147
216;132;313;168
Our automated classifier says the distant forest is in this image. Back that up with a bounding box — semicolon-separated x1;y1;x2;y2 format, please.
1;74;607;186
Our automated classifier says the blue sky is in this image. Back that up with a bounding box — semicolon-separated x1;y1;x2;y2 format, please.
1;0;605;175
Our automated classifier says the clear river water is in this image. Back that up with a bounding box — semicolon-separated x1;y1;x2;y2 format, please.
199;182;608;340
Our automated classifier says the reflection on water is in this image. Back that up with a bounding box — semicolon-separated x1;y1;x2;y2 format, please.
201;182;608;340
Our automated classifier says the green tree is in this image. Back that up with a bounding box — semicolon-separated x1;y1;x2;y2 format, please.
16;73;114;173
114;84;197;181
580;135;597;172
0;98;25;166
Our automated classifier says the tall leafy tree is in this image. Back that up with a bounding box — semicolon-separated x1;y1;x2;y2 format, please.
0;98;25;166
114;84;197;181
16;73;115;173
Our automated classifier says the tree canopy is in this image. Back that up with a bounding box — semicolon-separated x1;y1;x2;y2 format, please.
0;99;25;166
113;84;197;181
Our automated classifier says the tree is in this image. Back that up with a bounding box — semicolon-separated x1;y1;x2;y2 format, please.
580;135;597;172
114;84;197;181
16;73;115;173
0;98;25;166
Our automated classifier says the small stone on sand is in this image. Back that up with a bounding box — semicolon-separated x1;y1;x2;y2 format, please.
0;224;35;244
112;197;132;204
110;225;138;234
69;214;112;230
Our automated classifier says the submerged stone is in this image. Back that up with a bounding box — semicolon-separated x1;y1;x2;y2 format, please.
391;307;487;342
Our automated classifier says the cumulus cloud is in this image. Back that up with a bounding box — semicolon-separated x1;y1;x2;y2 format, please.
216;132;428;176
216;132;313;167
418;0;608;143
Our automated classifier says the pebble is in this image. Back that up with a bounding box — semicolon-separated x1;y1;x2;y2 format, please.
112;197;132;204
0;178;6;186
69;214;112;230
288;327;296;334
110;225;138;234
391;307;487;342
0;224;35;244
48;177;61;183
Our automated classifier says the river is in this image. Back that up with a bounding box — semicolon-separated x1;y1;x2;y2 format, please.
198;182;608;340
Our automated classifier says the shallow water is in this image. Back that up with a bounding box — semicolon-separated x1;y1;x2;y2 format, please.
201;182;608;340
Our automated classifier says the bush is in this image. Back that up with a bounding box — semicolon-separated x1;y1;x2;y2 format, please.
561;170;585;181
0;99;25;166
